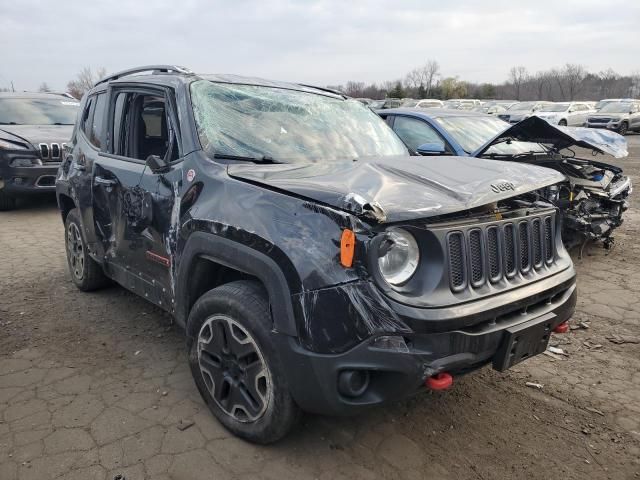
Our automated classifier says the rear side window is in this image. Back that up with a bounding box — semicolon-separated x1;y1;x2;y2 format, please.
90;94;107;148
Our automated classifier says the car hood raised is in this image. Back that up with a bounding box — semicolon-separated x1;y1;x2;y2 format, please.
0;124;74;149
227;155;564;223
472;116;628;158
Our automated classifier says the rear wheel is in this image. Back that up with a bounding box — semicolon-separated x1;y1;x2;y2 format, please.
188;280;300;444
0;190;16;211
618;122;628;135
65;208;109;291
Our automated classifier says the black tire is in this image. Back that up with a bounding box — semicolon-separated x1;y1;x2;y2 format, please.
0;190;17;211
558;119;567;126
618;122;628;135
64;208;109;291
187;280;300;444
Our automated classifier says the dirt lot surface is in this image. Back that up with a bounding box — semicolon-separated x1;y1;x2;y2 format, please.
1;136;640;480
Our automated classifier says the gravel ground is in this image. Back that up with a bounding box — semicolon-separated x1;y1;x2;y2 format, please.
1;135;639;480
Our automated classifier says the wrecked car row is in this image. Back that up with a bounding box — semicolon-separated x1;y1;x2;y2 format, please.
378;108;632;249
52;65;591;443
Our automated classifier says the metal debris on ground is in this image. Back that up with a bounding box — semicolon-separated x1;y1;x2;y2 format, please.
606;335;640;345
177;420;195;431
525;382;544;389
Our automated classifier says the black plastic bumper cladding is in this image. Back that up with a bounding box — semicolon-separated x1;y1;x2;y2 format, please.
279;283;576;415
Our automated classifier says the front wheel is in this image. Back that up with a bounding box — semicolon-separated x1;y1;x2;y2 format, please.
558;119;567;126
618;122;628;135
187;280;300;444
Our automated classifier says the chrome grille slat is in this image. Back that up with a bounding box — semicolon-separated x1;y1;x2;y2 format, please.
445;212;557;292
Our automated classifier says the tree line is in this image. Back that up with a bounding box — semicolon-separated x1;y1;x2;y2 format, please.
328;61;640;101
3;63;638;101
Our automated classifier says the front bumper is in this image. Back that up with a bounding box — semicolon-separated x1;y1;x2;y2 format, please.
0;163;59;195
280;270;576;415
586;122;620;130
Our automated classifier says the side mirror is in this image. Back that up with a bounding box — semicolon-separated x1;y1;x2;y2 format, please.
146;154;170;174
416;143;446;155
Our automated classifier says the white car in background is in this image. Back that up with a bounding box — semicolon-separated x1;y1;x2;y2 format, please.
497;101;553;123
401;98;444;108
443;99;482;110
534;102;595;126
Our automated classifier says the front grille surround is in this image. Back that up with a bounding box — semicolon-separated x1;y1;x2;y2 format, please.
444;211;558;294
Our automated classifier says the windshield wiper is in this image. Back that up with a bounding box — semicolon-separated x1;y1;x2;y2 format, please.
0;122;20;125
52;122;74;125
213;153;283;164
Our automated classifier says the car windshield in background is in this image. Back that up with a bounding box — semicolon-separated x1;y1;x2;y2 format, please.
599;102;633;113
190;81;407;162
0;98;79;125
507;101;537;111
402;100;418;107
434;116;508;152
541;103;570;112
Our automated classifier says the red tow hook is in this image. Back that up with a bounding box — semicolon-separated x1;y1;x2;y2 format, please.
553;321;570;334
426;372;453;391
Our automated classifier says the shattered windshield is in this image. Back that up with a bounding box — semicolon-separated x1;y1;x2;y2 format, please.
0;98;79;125
190;80;407;162
435;116;545;155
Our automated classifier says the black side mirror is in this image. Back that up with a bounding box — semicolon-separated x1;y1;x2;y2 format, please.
146;154;170;174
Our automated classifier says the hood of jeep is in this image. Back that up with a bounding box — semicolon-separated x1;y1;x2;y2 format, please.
472;116;628;158
227;155;564;223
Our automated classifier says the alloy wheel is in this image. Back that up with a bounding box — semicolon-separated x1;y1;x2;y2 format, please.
67;223;85;280
197;315;272;422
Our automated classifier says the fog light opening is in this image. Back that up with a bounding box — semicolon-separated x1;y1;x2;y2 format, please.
338;370;370;398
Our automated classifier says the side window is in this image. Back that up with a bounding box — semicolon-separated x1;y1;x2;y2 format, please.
80;96;95;139
112;90;179;162
392;116;446;152
89;93;106;148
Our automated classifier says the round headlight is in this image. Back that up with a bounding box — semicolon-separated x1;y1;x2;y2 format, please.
377;228;420;286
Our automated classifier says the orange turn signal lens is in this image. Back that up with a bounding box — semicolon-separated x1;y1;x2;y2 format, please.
340;229;356;268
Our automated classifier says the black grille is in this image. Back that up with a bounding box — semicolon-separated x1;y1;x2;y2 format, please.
519;222;530;272
588;117;609;123
469;229;483;286
39;143;49;159
446;213;557;292
532;219;542;267
544;217;553;262
448;232;465;290
487;226;500;281
504;224;516;276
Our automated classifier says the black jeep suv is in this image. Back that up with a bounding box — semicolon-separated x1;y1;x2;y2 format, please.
0;92;79;210
56;65;576;443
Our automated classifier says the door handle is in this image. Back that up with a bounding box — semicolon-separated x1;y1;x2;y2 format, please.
94;176;117;186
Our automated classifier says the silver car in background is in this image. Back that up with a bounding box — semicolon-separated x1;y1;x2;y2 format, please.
534;102;595;126
497;101;553;123
586;100;640;135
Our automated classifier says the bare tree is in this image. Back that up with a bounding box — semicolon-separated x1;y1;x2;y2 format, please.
508;66;528;100
66;66;107;99
38;82;51;92
562;63;586;100
597;68;620;98
531;71;551;100
344;81;366;97
404;60;440;98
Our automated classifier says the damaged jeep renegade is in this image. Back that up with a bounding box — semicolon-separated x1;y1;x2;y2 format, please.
56;66;576;443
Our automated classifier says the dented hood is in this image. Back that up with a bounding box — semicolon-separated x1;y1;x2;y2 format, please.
227;155;565;223
472;116;628;158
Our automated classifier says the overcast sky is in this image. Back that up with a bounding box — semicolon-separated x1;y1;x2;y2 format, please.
1;0;637;92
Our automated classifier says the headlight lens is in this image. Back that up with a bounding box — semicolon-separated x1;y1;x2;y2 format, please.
0;138;28;150
10;157;42;167
377;228;420;286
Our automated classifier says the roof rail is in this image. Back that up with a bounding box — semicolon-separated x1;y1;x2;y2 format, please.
297;83;347;98
94;65;194;87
